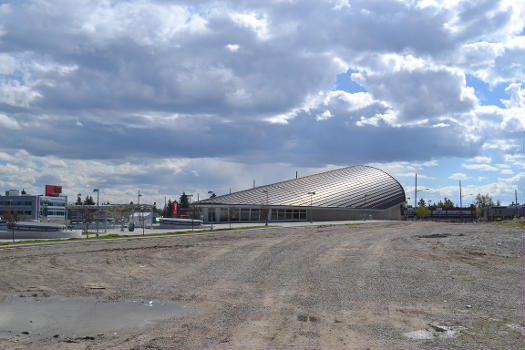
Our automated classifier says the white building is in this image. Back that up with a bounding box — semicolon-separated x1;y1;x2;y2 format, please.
0;189;67;222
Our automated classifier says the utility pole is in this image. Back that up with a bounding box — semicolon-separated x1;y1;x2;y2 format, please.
414;173;417;208
459;180;462;208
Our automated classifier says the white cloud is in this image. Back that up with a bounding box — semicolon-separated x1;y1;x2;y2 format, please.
316;110;333;121
0;54;18;75
482;139;520;152
0;81;41;107
351;56;477;122
226;44;240;52
471;156;492;163
500;169;513;175
230;12;269;40
461;163;499;171
0;113;21;130
432;122;450;128
448;173;469;180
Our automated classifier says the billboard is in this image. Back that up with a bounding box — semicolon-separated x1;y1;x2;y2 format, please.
45;185;62;197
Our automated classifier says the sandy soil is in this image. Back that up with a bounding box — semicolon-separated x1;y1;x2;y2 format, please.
0;221;523;349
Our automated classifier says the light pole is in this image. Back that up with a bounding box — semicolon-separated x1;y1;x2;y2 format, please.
262;190;269;226
137;190;144;235
77;193;82;233
208;191;215;229
307;191;316;223
93;188;100;237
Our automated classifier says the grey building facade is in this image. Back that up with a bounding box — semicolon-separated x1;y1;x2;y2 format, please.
0;191;67;222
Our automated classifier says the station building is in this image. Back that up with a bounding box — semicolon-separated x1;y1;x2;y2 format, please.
197;165;406;223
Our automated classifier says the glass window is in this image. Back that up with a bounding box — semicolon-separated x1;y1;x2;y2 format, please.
230;208;239;221
299;210;306;220
293;210;300;219
251;209;260;221
240;208;250;221
220;208;229;221
286;209;293;220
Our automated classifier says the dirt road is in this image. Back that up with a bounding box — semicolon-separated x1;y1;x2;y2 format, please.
0;221;523;349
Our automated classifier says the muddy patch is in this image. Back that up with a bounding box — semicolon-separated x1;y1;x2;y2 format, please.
417;233;451;239
0;294;194;341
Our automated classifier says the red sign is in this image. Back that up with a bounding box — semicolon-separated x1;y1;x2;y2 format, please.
45;185;62;197
172;202;178;216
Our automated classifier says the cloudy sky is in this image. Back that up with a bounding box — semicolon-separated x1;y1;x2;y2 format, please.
0;0;523;207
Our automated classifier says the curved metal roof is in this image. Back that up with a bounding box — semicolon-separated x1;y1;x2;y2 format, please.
199;165;406;209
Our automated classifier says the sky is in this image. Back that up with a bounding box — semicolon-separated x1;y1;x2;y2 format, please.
0;0;523;207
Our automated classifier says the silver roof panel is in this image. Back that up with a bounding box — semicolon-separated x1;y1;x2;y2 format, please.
198;165;406;209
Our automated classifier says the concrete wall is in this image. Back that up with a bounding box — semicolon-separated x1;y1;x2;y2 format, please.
311;204;402;221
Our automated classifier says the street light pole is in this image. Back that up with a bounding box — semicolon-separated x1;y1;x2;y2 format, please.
137;190;144;236
93;188;100;237
208;191;215;229
307;191;316;223
459;180;462;208
414;173;417;208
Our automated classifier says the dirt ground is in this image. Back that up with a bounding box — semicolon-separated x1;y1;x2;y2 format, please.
0;221;523;349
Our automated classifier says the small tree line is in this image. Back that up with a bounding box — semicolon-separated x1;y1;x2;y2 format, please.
413;193;507;219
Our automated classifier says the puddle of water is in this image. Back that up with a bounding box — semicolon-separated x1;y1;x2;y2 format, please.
0;295;193;341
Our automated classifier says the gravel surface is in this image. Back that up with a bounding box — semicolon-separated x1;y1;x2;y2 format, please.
0;221;523;349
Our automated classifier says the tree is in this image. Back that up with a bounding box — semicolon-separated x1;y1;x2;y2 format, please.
75;196;82;205
2;203;19;243
496;200;501;206
163;199;175;218
414;206;429;219
179;192;190;209
418;198;426;207
82;207;94;238
443;197;454;208
474;193;494;208
84;195;95;205
21;189;26;195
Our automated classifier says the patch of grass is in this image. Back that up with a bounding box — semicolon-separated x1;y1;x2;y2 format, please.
0;225;277;247
456;316;524;348
487;219;525;230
